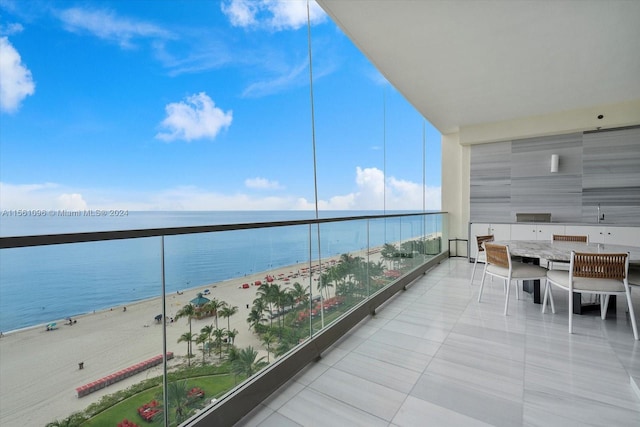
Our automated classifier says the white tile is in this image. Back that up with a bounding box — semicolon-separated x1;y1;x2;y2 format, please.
427;351;524;403
333;350;423;394
237;258;640;426
277;386;388;427
524;387;640;425
254;412;302;427
393;395;494;427
262;380;306;411
367;328;443;357
309;367;407;421
353;339;432;373
411;371;523;427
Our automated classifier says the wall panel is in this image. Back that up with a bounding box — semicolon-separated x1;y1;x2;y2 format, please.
470;127;640;225
470;141;511;222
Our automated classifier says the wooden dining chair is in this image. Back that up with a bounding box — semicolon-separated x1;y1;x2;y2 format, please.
470;234;494;285
543;251;638;340
478;243;548;315
547;234;589;270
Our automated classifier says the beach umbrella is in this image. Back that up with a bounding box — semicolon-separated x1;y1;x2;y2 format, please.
190;292;210;307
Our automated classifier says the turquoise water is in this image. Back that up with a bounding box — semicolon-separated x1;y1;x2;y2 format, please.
0;211;439;332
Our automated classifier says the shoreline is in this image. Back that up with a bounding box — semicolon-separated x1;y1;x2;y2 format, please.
0;235;439;426
0;262;309;336
0;253;353;426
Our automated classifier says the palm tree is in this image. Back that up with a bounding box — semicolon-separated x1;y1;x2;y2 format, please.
261;331;276;363
204;298;226;329
278;291;295;334
256;284;276;327
371;259;385;277
200;324;214;355
196;332;208;364
230;346;268;379
246;307;266;332
317;272;334;301
219;305;238;334
153;379;192;425
249;297;269;330
212;327;226;358
289;282;309;307
381;242;402;269
226;328;238;350
177;332;194;366
175;303;196;356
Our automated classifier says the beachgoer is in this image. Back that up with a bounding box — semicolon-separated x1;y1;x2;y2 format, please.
123;306;127;312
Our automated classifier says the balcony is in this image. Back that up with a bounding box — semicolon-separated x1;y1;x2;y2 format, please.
0;212;447;426
236;258;640;426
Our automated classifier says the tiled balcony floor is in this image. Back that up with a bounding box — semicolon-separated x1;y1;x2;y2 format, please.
236;258;640;427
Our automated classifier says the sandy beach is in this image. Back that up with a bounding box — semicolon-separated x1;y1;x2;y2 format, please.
0;232;433;427
0;257;338;427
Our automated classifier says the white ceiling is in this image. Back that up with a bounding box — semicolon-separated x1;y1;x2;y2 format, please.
317;1;640;135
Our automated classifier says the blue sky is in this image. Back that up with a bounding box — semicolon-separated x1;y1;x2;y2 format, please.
0;0;441;212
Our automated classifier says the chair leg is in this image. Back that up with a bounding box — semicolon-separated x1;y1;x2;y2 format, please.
542;279;549;313
624;288;639;340
601;294;610;320
478;267;488;303
548;282;555;313
504;276;512;316
515;280;520;300
470;257;479;285
569;290;574;334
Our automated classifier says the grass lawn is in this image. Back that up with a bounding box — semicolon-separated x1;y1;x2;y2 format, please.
82;374;236;427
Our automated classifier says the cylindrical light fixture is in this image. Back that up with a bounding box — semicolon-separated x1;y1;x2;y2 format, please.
550;154;559;173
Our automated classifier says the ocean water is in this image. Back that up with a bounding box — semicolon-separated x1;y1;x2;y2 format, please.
0;211;440;332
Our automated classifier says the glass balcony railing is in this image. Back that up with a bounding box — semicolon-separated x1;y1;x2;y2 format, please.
0;212;448;427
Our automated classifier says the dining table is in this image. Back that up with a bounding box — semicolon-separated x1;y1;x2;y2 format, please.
493;240;640;314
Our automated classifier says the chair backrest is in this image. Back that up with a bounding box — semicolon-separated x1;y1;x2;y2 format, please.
553;234;588;243
484;243;510;268
571;252;628;280
476;235;495;252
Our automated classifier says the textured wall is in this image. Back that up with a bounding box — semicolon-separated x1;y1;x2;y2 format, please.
470;127;640;225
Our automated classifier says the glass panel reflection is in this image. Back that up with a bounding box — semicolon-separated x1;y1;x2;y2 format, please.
0;213;444;426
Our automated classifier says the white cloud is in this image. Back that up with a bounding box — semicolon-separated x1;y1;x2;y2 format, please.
242;60;308;98
57;193;88;210
0;183;87;210
245;177;283;190
0;168;440;213
220;0;259;28
295;167;441;211
0;36;35;113
264;0;325;30
156;92;232;142
222;0;326;31
57;7;172;49
0;22;24;36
